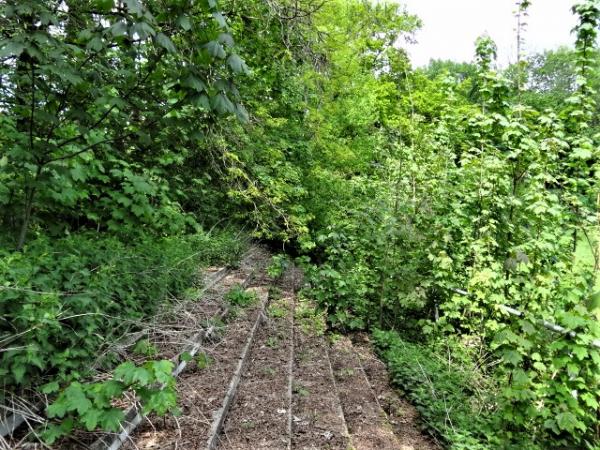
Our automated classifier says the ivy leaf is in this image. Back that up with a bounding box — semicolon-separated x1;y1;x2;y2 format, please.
204;41;226;59
41;421;73;445
571;345;587;360
100;380;125;399
71;165;87;182
64;383;92;415
42;381;60;394
556;412;578;432
227;54;248;74
81;408;102;431
141;389;176;415
156;33;176;53
581;392;598;409
47;399;68;419
502;350;522;366
114;361;136;382
12;364;26;384
98;408;124;432
571;147;592;159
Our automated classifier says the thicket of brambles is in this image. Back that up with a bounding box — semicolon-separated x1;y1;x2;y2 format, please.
1;0;599;447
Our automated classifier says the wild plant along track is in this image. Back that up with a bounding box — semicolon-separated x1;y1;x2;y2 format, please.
107;247;436;450
5;246;435;450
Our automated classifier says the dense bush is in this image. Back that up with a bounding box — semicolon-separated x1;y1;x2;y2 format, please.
0;229;246;396
372;329;553;450
372;330;493;449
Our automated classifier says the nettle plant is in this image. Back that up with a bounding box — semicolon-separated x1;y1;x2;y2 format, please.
43;360;177;444
428;1;600;446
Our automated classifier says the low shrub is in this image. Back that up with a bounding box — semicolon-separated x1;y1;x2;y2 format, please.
0;229;246;396
372;329;494;449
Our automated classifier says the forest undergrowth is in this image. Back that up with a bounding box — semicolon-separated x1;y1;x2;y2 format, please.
1;0;599;448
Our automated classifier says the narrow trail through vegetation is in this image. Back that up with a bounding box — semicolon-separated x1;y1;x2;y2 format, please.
94;246;437;450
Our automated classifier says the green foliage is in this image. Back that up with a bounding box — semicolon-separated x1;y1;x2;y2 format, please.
195;352;213;370
0;0;250;249
43;359;177;444
266;254;289;279
2;0;600;447
0;229;245;394
373;329;497;449
132;339;159;358
225;285;257;307
302;2;600;448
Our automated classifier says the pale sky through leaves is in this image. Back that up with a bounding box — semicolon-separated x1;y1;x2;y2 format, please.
396;0;578;67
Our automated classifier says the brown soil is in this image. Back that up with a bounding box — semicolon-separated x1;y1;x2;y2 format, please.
291;298;349;450
218;294;294;449
330;336;400;450
7;248;442;450
119;247;271;450
351;334;441;450
124;288;268;450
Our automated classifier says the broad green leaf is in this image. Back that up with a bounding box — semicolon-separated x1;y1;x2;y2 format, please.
227;54;248;74
110;21;128;37
204;41;226;59
64;384;92;415
211;93;235;114
177;15;192;31
87;37;103;51
81;408;102;431
123;0;143;16
93;0;114;13
218;33;234;47
99;408;124;432
556;412;578;432
183;75;207;92
0;40;25;57
212;12;227;29
193;94;211;110
156;33;176;53
235;104;249;123
132;22;155;39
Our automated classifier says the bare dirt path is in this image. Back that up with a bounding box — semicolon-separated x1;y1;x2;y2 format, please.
330;335;401;450
5;247;439;450
218;292;294;449
290;298;350;450
89;249;438;450
351;334;440;450
121;247;271;450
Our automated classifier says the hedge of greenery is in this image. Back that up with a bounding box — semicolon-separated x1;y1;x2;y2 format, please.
0;229;246;397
